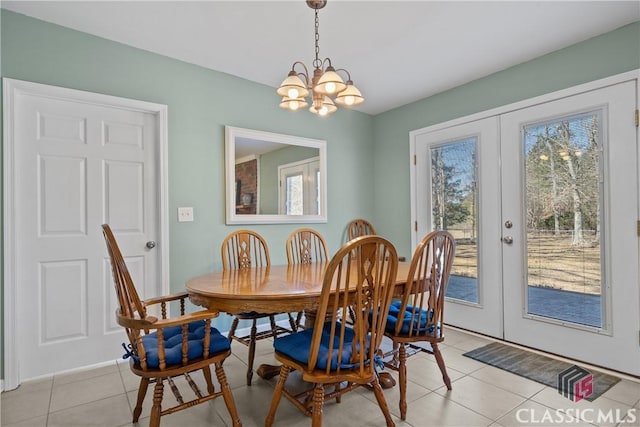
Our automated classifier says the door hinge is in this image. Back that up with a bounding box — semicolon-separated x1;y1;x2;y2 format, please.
414;221;417;231
413;155;416;165
635;109;639;128
637;220;640;236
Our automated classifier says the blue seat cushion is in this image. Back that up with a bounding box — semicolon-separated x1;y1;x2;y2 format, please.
385;300;439;335
274;322;368;371
140;320;230;368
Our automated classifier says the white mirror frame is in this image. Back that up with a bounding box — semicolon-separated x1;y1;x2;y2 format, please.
225;126;328;224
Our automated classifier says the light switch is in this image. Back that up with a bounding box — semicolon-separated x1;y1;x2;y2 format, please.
178;207;194;222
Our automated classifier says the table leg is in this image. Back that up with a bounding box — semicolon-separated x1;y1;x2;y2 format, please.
256;364;281;380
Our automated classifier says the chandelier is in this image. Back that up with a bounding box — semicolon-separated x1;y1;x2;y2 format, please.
277;0;364;116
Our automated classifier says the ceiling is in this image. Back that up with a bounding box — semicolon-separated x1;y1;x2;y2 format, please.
3;1;639;115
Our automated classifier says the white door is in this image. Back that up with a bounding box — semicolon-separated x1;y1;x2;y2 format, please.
413;78;639;375
414;117;503;338
4;79;168;387
501;81;640;374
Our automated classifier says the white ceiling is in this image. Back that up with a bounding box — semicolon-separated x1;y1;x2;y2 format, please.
3;1;639;115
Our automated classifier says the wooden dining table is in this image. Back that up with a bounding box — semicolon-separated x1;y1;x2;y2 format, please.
185;261;412;384
185;261;412;316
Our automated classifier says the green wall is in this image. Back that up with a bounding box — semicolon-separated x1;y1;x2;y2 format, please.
1;8;638;380
372;22;640;256
0;9;375;377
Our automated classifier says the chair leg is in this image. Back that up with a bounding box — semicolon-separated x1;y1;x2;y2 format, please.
228;317;239;341
269;315;278;339
432;342;452;390
202;365;215;394
311;382;325;427
287;312;298;332
247;319;258;386
215;362;242;427
399;343;408;420
132;377;150;422
149;378;164;427
295;311;304;330
266;365;291;427
371;376;396;427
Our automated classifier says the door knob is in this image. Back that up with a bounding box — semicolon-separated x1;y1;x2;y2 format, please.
504;220;513;229
501;236;513;244
146;241;156;249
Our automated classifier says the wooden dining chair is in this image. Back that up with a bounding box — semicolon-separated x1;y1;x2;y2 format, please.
222;229;296;385
266;235;399;427
286;228;329;329
383;230;456;420
102;225;241;427
347;218;376;240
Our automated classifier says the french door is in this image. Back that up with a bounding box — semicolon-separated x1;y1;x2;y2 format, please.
412;79;640;375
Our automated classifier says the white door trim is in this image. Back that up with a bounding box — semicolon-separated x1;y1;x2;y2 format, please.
410;69;640;248
2;78;170;390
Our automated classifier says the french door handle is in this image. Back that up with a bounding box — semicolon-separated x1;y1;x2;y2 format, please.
146;241;157;249
501;236;513;244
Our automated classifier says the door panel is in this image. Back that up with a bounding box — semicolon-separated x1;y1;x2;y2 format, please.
414;117;503;338
12;87;162;381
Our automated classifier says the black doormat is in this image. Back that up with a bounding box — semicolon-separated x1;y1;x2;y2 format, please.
463;342;620;402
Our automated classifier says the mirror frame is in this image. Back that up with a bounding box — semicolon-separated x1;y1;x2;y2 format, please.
225;126;328;224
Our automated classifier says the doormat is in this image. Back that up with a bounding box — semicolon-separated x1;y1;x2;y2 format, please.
463;342;620;402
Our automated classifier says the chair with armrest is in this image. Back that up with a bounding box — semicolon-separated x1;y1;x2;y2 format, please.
384;230;456;420
102;224;241;427
266;235;398;427
222;229;296;386
285;228;329;329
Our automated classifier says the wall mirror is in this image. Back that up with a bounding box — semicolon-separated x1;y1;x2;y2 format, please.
225;126;327;224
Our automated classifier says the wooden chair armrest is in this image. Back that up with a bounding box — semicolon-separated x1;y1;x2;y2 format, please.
144;291;190;306
119;310;219;331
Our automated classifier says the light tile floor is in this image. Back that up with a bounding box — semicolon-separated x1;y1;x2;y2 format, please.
2;328;640;427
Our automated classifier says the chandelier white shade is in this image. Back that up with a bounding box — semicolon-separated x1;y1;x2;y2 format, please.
277;0;364;116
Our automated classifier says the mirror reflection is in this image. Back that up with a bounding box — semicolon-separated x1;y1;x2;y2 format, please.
225;126;327;224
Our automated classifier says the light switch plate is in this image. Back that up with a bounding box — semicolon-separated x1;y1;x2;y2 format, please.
178;207;194;222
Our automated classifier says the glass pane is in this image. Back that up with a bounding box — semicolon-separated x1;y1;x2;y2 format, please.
431;138;479;304
286;174;303;215
524;111;602;328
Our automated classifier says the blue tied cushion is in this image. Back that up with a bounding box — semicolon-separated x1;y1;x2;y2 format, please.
385;300;439;335
274;322;371;371
135;320;230;368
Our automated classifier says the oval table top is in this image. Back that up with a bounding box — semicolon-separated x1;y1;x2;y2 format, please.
185;262;412;314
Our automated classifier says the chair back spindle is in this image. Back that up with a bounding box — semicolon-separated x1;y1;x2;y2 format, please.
286;228;329;265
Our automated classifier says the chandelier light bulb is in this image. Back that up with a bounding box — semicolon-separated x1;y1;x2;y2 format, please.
287;88;299;99
344;95;355;106
289;100;300;111
319;106;328;116
324;82;336;94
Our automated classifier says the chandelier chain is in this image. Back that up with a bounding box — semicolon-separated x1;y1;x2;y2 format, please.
313;8;321;69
